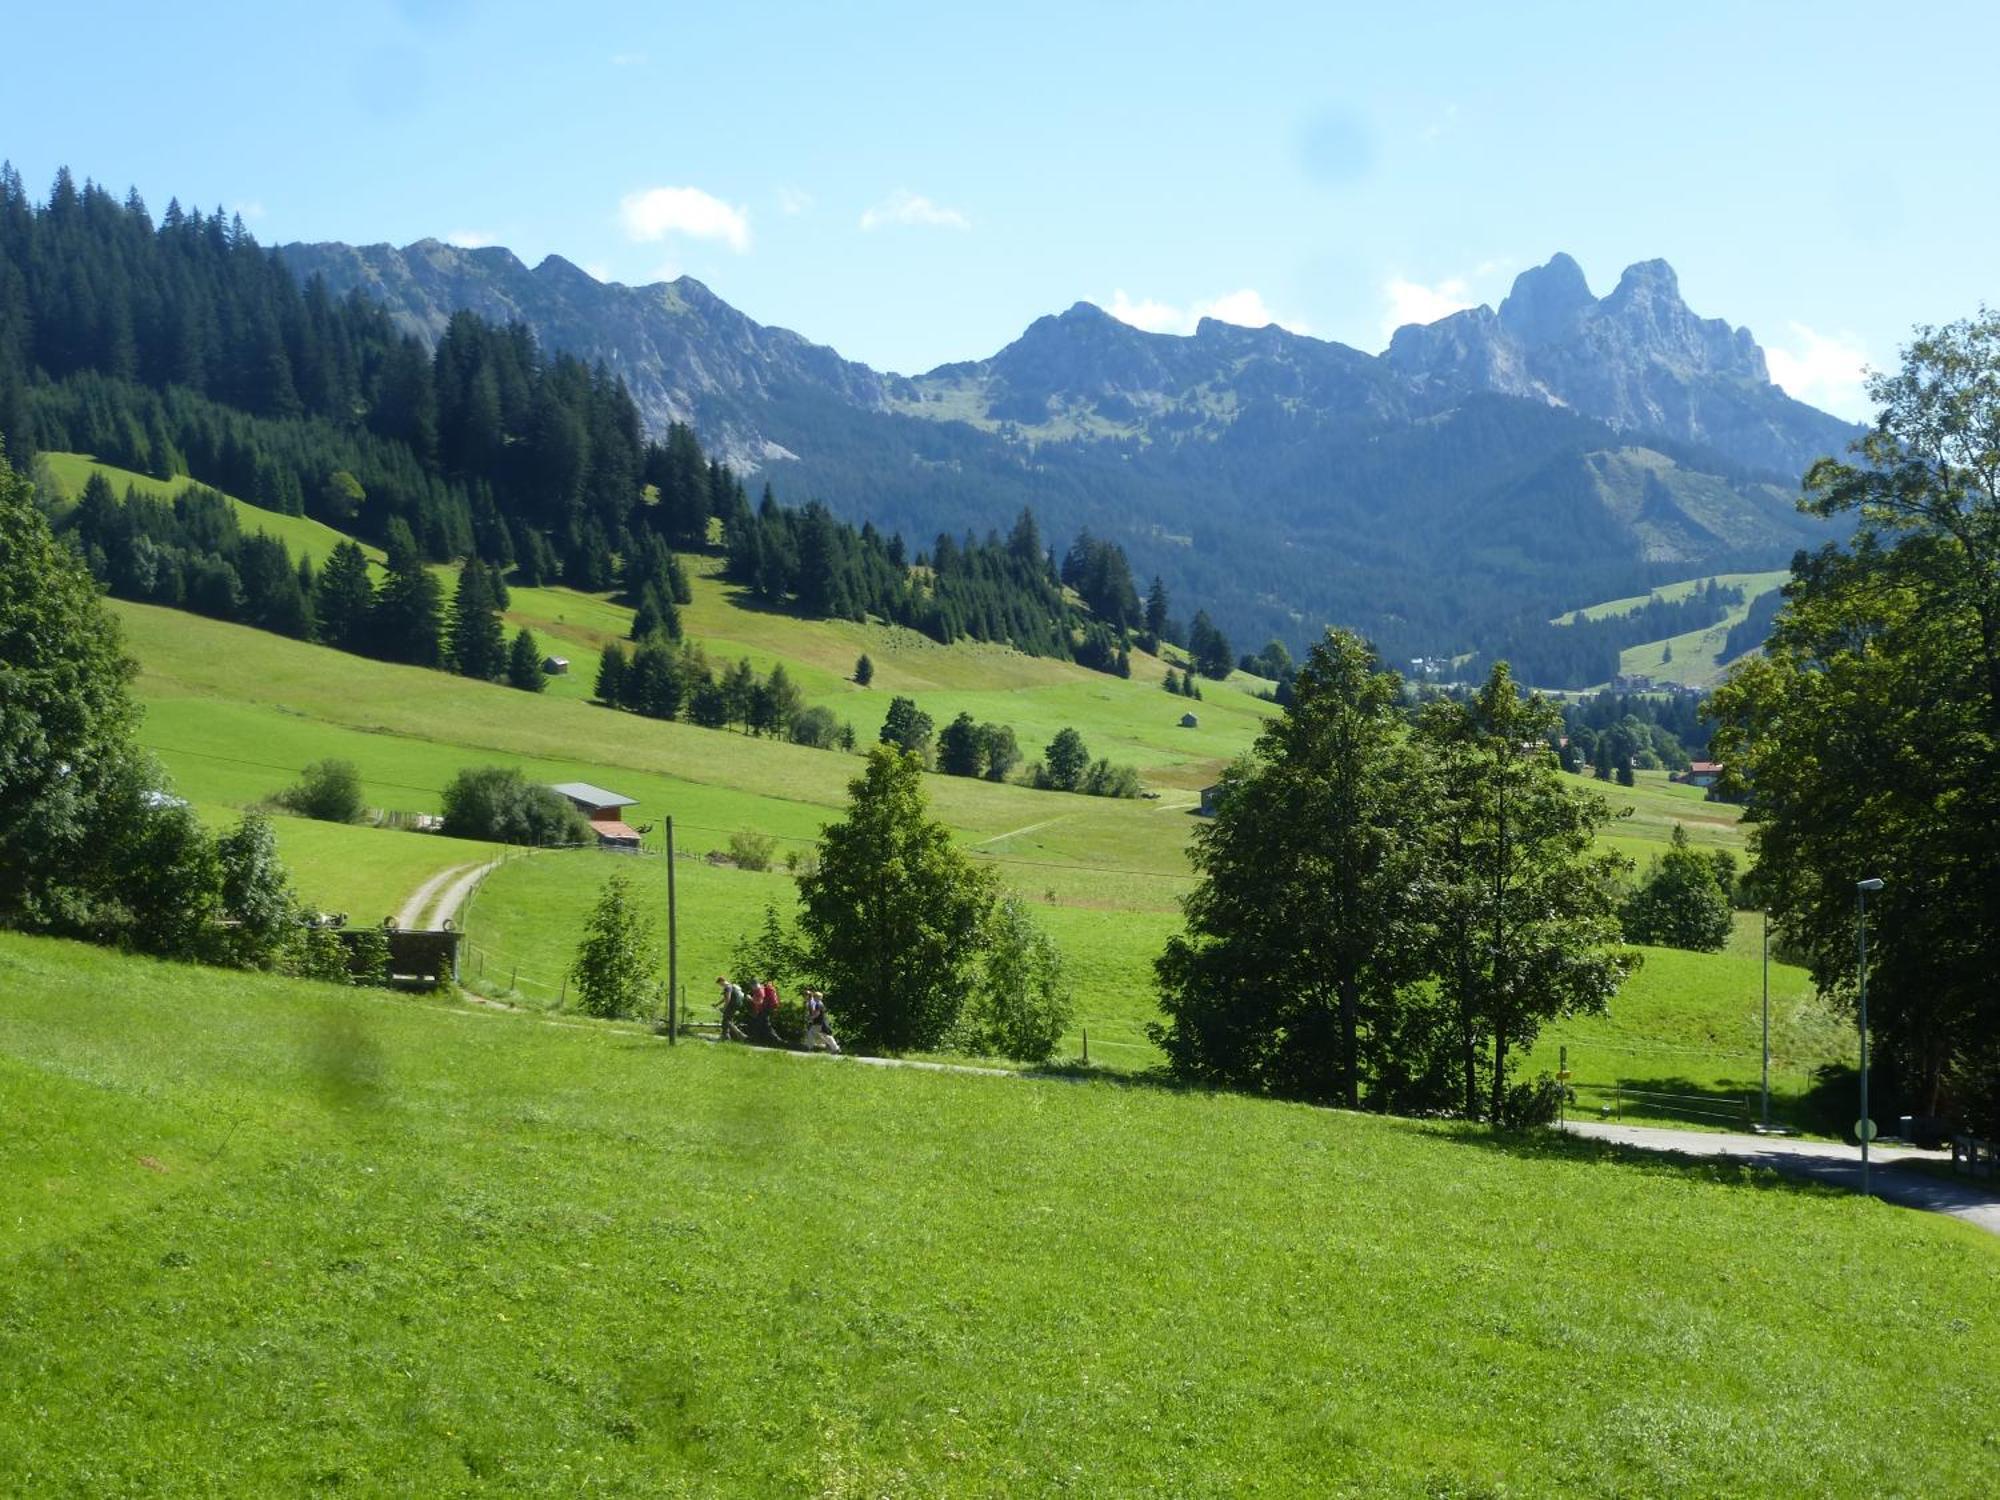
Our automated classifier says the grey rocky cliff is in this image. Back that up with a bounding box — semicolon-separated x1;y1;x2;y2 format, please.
1385;253;1848;476
279;238;887;469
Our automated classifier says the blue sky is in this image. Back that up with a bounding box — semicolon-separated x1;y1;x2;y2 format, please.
5;1;1995;417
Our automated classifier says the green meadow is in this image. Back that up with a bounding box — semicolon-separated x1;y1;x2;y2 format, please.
66;446;1847;1121
4;932;1995;1496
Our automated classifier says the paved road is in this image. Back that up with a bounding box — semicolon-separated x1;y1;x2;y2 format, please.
1564;1120;2000;1238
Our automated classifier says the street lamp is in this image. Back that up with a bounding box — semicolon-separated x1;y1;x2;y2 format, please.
1760;909;1771;1131
1856;877;1886;1195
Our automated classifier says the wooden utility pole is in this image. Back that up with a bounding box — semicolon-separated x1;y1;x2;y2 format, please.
665;816;679;1043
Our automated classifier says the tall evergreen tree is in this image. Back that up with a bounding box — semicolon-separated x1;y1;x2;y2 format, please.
372;520;443;668
507;626;545;692
448;557;506;679
313;540;376;653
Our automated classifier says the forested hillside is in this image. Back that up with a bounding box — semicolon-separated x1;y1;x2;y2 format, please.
0;165;1157;677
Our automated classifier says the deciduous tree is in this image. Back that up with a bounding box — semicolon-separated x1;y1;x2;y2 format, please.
1709;312;2000;1126
795;747;996;1050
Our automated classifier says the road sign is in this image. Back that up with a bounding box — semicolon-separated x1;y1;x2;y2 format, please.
1855;1118;1878;1142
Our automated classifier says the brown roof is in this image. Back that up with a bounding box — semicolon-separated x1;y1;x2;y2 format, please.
592;821;642;844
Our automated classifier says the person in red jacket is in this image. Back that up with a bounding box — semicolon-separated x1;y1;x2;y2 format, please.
750;978;780;1045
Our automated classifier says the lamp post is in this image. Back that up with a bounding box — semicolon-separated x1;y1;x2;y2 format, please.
1760;909;1770;1132
1856;877;1885;1195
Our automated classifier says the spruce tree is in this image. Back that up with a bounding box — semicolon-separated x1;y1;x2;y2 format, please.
373;521;443;668
313;539;375;653
594;640;628;704
448;557;505;679
507;627;545;691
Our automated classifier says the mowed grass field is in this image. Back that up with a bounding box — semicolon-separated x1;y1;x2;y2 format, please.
5;932;1996;1496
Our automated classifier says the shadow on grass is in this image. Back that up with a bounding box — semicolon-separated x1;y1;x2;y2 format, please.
1567;1075;1758;1130
1399;1117;1854;1203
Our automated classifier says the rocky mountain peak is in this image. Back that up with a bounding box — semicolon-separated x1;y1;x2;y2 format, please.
1498;251;1594;346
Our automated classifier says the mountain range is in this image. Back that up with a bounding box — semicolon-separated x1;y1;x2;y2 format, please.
280;239;1859;663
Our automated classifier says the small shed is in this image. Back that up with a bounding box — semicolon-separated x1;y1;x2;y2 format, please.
550;781;643;850
1179;712;1199;728
542;656;570;676
1198;783;1224;817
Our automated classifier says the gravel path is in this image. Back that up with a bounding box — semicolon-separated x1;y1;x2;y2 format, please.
393;863;473;930
392;857;501;930
428;858;500;929
1564;1120;2000;1237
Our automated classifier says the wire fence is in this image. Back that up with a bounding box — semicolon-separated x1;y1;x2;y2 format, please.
1569;1081;1754;1126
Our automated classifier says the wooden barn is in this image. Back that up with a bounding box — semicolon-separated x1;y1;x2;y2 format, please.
549;782;643;850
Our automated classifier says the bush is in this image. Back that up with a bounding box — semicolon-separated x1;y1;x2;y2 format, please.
569;871;656;1019
789;705;845;750
1081;759;1142;799
274;758;367;824
345;926;392;987
728;829;777;871
958;894;1074;1064
1502;1072;1567;1128
439;766;592;846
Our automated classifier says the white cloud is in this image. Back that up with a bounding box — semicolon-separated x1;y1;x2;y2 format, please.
1107;288;1308;336
776;184;813;216
1380;276;1476;341
618;186;751;252
232;199;266;221
445;228;498;249
1765;322;1872;419
859;190;970;232
610;51;648;66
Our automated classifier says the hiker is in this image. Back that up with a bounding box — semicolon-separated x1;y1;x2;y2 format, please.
803;988;841;1054
715;975;747;1041
749;977;780;1046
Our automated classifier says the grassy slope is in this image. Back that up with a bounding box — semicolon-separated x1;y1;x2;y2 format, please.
113;588;1833;1104
1546;569;1789;690
42;452;386;571
3;932;1994;1496
84;446;1841;1111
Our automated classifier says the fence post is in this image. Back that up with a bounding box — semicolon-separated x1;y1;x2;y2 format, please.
668;983;676;1046
1082;1027;1089;1066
